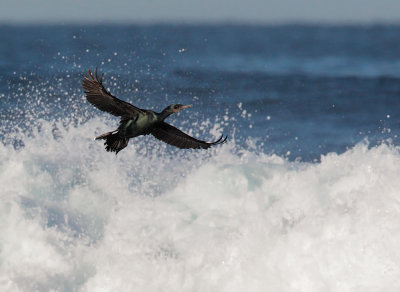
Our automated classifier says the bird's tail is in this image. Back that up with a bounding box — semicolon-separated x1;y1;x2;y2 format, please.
95;131;129;154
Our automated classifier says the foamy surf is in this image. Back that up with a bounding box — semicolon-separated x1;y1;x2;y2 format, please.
1;118;400;291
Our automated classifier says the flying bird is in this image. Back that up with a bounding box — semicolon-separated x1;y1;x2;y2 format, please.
82;69;227;154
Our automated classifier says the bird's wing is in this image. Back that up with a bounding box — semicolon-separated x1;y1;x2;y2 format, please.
151;122;227;149
82;68;145;118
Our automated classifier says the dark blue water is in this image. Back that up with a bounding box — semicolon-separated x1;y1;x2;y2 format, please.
1;24;400;160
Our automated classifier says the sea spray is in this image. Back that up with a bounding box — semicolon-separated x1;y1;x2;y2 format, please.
1;119;400;291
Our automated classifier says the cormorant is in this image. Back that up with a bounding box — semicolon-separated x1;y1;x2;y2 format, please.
82;69;227;154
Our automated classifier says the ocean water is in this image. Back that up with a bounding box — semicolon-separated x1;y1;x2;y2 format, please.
1;24;400;291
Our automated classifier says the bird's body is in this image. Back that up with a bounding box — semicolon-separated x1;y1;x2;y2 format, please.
121;111;157;138
82;69;227;154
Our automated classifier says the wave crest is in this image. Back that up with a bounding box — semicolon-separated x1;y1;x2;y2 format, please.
1;119;400;291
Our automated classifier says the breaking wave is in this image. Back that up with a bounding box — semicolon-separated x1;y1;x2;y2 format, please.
1;118;400;291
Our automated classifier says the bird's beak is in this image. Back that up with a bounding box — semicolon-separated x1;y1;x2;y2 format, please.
180;105;192;110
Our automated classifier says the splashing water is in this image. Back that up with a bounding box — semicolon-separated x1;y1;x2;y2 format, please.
1;117;400;291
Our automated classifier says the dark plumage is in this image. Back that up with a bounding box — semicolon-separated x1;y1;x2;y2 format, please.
82;69;227;154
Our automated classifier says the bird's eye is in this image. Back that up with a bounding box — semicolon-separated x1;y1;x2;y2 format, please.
174;105;179;109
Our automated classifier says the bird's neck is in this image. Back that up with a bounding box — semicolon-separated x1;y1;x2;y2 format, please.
158;109;173;121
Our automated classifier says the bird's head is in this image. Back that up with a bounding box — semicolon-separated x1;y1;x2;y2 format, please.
167;104;192;113
159;104;192;121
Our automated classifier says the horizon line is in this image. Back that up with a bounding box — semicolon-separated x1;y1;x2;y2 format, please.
1;19;400;27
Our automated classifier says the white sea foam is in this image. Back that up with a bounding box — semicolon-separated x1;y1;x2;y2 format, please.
1;118;400;291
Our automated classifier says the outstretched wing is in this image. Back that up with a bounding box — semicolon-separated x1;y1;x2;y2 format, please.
151;122;227;149
82;68;145;118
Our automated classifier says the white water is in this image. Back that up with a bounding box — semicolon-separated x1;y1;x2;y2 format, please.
1;118;400;292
